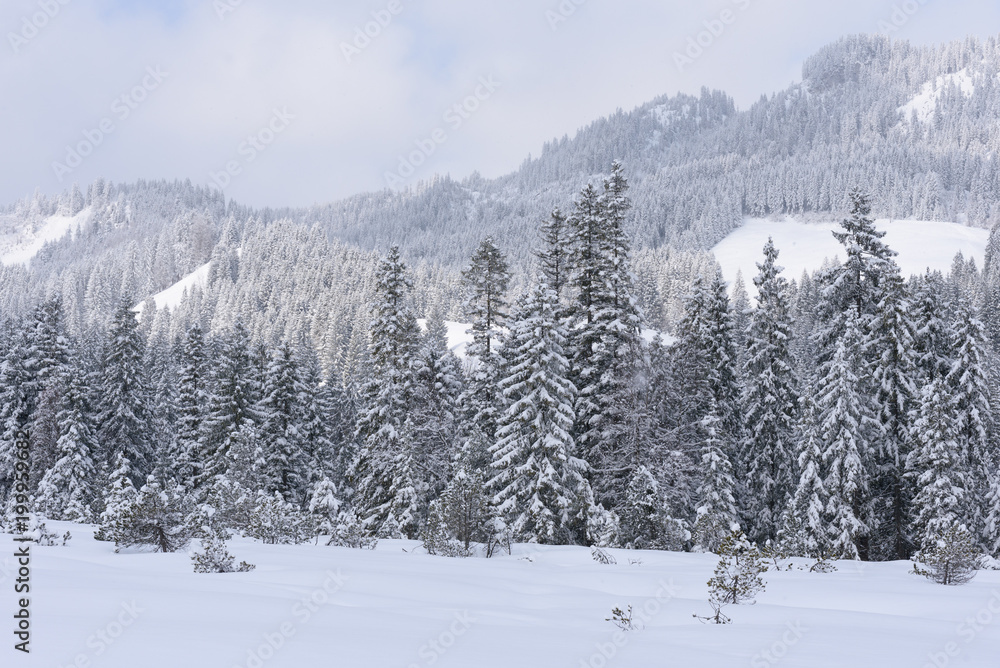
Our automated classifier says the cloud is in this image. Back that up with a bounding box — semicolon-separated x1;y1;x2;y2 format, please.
1;0;998;208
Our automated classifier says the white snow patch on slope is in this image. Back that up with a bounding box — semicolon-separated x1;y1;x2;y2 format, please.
713;217;988;297
898;69;975;124
137;260;212;311
10;521;1000;668
0;207;91;266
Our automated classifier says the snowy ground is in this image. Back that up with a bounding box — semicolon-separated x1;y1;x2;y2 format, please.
5;523;999;667
713;217;989;298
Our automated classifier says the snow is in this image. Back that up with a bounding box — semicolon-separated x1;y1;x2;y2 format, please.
138;261;213;311
7;522;1000;668
712;217;989;297
0;207;91;266
898;69;975;124
416;319;475;358
416;320;673;358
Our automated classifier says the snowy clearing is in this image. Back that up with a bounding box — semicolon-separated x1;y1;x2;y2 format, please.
0;207;91;266
712;217;989;296
137;261;213;312
898;69;976;124
7;522;1000;668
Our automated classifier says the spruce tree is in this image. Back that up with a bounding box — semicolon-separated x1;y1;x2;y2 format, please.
907;379;968;553
258;342;309;505
693;404;740;553
350;247;423;537
741;238;798;544
816;309;872;560
780;392;831;558
171;323;209;492
98;296;151;479
491;282;592;544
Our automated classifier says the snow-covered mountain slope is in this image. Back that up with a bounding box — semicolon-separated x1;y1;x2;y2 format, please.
10;522;999;668
0;206;90;266
138;260;213;311
898;69;976;124
712;217;989;296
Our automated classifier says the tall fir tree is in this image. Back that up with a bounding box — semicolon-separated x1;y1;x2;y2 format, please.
741;238;798;544
491;282;593;544
350;247;423;538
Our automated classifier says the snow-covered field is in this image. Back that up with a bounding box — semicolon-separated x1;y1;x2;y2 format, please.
713;217;989;297
6;523;999;668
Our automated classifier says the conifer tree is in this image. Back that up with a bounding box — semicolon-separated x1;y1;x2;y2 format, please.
171;323;209;491
98;296;151;479
33;368;97;522
95;453;138;542
816;309;872;560
907;379;968;553
460;237;511;456
491;282;591;544
350;247;423;537
693;404;740;553
258;342;309;504
780;392;831;557
741;238;798;544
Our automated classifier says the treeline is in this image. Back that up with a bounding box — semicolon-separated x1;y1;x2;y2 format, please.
1;164;999;562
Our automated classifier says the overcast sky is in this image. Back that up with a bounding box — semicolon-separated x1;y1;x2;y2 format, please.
2;0;998;208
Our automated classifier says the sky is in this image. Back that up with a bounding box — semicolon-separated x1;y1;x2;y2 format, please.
1;0;998;209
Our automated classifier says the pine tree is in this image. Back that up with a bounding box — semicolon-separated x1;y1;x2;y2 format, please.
491;282;592;544
869;271;919;560
258;342;309;505
98;296;151;479
33;368;97;522
780;392;831;558
198;325;259;494
460;237;511;452
985;473;1000;558
816;309;872;560
537;208;571;301
568;164;646;508
115;474;192;553
95;452;138;542
693;405;740;553
946;300;995;546
171;323;209;492
907;379;968;553
350;247;423;537
741;238;798;544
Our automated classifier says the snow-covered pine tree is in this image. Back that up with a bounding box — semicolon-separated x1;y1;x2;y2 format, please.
491;282;592;544
741;238;798;545
98;296;152;480
907;378;968;553
33;366;97;522
567;164;646;509
869;271;919;560
257;342;309;505
94;452;138;542
350;247;423;538
816;309;873;560
170;323;209;492
945;299;995;547
197;325;259;495
307;477;342;539
779;391;831;558
459;237;511;464
537;208;571;302
115;473;192;553
693;403;740;553
0;329;32;503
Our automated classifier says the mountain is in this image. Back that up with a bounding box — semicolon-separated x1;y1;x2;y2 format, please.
2;33;999;367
